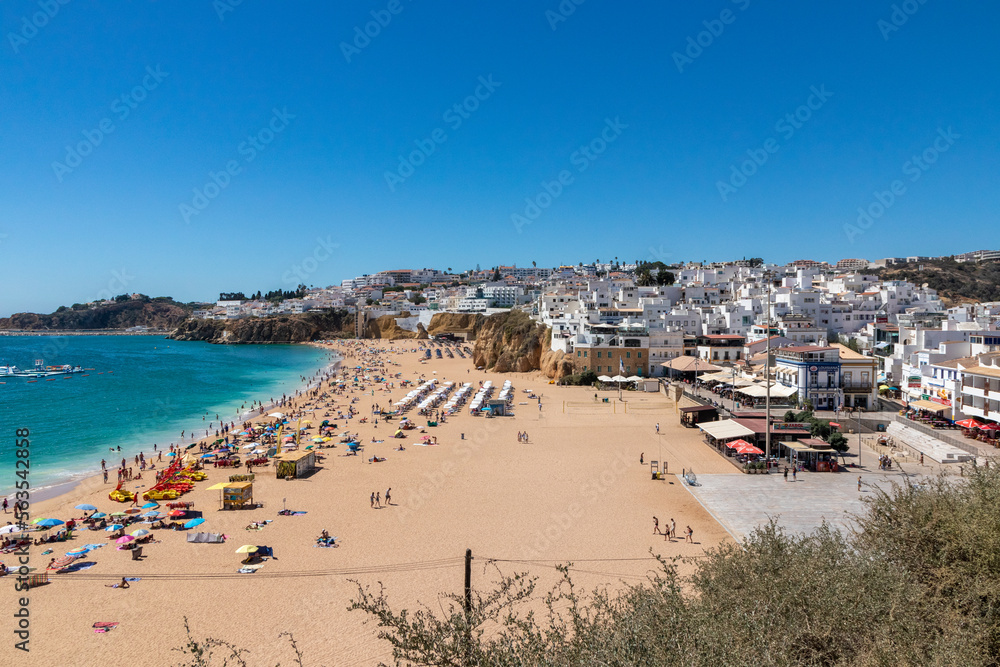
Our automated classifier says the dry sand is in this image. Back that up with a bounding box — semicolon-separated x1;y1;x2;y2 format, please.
1;341;735;666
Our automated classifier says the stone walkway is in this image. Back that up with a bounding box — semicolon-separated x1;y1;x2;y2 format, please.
683;464;929;541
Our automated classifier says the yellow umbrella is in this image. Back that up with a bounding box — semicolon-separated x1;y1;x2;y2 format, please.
235;545;258;554
206;482;229;491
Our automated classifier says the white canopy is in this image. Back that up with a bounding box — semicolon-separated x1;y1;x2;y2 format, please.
698;419;756;440
626;375;642;382
597;375;612;382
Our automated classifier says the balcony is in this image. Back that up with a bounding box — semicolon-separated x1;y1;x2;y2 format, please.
841;382;873;392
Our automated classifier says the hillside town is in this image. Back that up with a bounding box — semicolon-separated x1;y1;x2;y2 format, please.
178;252;1000;430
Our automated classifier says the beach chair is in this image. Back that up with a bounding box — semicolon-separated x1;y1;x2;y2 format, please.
131;546;144;561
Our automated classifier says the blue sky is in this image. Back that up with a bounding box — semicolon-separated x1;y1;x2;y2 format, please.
1;1;997;316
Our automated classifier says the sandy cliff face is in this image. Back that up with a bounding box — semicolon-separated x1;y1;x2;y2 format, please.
363;312;485;340
470;311;575;379
168;311;353;344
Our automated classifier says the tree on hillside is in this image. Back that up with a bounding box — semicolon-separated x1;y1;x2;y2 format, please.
656;269;675;286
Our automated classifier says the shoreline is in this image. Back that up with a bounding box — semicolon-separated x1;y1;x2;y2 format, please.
1;342;341;504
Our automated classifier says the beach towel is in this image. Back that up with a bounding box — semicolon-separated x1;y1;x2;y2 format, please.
277;510;306;516
124;577;140;582
93;622;118;633
238;563;264;573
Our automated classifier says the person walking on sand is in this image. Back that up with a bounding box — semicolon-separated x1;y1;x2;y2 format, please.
784;466;789;481
385;488;391;506
376;492;381;508
858;475;862;492
653;516;659;535
670;518;676;540
370;492;375;509
2;498;7;514
640;453;644;465
685;526;693;543
656;422;660;434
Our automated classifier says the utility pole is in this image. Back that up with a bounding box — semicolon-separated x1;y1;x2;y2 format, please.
464;548;473;664
765;272;772;470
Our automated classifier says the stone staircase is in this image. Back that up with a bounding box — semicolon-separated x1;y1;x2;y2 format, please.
885;422;975;463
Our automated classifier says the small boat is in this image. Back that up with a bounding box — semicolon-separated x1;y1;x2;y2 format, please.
0;360;86;378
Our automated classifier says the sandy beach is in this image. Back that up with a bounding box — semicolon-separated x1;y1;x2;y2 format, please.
2;341;734;666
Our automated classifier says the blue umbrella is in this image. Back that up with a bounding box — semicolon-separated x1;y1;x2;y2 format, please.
142;510;161;518
66;547;89;557
105;524;124;532
91;512;107;519
167;451;178;456
75;504;98;511
183;518;205;529
141;502;159;509
36;518;65;527
199;453;214;459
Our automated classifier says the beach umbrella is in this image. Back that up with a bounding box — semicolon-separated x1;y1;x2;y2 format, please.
167;451;177;457
105;524;124;532
124;508;141;514
0;524;24;535
35;518;64;527
130;529;152;538
141;502;159;509
110;512;128;517
184;518;205;529
115;535;135;545
199;453;214;459
234;545;258;554
91;512;107;519
268;412;285;419
66;547;89;557
75;504;98;511
168;510;186;518
142;510;161;518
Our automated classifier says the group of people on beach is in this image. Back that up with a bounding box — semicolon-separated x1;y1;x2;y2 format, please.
370;488;391;508
517;431;529;443
653;516;694;543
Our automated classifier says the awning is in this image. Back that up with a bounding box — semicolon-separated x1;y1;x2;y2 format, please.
784;441;824;453
698;419;756;440
679;405;718;413
910;400;948;413
661;357;724;373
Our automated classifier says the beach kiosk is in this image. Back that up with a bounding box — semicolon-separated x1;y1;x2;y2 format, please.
274;450;316;479
222;482;253;510
486;399;508;416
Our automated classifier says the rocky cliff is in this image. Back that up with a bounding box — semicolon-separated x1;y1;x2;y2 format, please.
0;299;192;330
168;310;354;344
471;310;575;379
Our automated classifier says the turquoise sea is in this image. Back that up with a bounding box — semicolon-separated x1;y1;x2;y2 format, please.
0;336;334;497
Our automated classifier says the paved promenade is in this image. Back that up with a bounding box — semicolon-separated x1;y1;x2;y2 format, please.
684;461;957;544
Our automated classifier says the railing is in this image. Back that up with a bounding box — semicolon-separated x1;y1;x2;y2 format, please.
892;414;982;457
841;382;873;391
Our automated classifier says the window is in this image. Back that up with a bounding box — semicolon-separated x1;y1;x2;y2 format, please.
637;351;642;359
